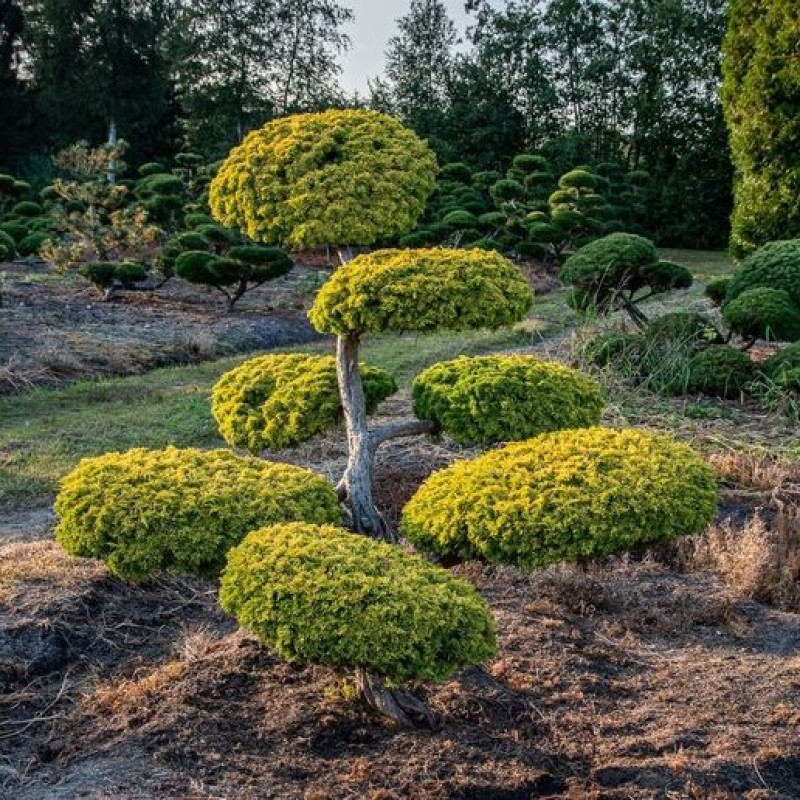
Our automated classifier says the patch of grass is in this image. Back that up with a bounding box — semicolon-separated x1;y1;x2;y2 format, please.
658;249;734;281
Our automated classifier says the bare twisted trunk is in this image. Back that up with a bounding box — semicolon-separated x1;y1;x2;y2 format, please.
336;333;389;539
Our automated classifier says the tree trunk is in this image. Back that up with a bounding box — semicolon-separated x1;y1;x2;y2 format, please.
354;668;438;729
336;333;389;539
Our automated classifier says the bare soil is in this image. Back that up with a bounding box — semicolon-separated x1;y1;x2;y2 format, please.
0;259;327;393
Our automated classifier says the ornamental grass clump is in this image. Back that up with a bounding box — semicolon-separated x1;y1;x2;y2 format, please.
412;355;605;445
401;427;717;568
212;354;398;452
54;447;341;581
220;522;496;725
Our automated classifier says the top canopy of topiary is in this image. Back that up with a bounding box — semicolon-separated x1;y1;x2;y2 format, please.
209;109;438;252
309;248;533;337
560;232;693;327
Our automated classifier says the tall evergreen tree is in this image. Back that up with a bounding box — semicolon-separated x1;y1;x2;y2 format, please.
0;0;36;165
24;0;180;161
722;0;800;257
383;0;458;122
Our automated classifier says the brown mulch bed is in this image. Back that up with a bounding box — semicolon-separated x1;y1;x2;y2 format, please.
1;539;798;799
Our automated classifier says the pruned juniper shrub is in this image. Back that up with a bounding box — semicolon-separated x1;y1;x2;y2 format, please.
412;355;605;445
561;233;692;327
401;427;717;568
723;287;800;345
79;260;148;300
175;246;293;311
212;354;398;452
220;523;497;686
686;345;756;398
55;447;341;581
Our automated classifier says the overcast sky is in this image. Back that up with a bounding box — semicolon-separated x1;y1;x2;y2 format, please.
339;0;476;96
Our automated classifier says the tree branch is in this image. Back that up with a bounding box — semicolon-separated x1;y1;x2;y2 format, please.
368;420;436;454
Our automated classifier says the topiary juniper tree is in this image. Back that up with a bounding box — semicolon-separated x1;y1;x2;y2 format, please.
560;233;693;327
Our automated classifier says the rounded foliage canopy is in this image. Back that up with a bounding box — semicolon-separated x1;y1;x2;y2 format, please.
401;427;717;569
209;110;438;247
219;523;497;683
412;355;605;445
686;345;755;398
723;287;800;342
212;353;398;453
309;248;533;336
560;233;691;310
54;447;341;581
725;240;800;307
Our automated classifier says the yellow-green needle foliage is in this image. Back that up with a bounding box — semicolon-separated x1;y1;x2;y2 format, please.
412;355;605;445
219;523;497;683
309;248;533;336
401;427;716;568
209;109;438;247
212;353;398;452
55;447;341;580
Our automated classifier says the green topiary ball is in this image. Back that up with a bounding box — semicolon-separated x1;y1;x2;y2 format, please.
705;277;731;306
401;427;717;568
175;232;211;251
225;245;294;281
210;110;437;247
175;249;219;282
309;248;533;336
442;209;478;228
439;162;473;183
11;201;43;218
0;230;15;261
17;231;53;257
138;162;166;177
54;447;341;581
723;287;800;343
412;355;605;445
219;523;497;683
184;212;214;229
560;233;689;312
212;354;398;452
686;345;755;398
726;240;800;306
0;222;27;244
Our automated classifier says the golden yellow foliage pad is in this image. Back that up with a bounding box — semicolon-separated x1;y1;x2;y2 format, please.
209;110;437;247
